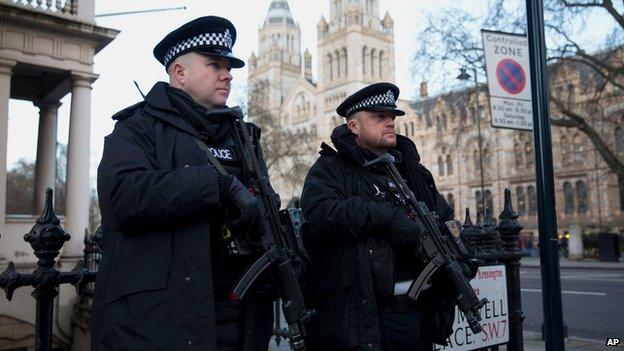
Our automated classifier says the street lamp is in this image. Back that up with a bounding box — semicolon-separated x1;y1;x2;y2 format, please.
457;67;486;215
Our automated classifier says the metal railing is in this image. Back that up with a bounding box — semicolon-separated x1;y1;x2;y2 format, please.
0;188;525;351
272;188;525;351
460;188;525;351
0;189;97;351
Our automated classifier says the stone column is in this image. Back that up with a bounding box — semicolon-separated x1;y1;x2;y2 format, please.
63;72;97;258
567;223;584;260
0;59;17;263
33;101;61;214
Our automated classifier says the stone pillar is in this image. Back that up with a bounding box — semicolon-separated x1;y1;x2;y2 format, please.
567;223;583;260
34;101;61;214
0;59;17;263
63;73;97;258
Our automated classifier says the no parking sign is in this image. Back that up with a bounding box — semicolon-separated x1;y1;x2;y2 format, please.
482;30;533;131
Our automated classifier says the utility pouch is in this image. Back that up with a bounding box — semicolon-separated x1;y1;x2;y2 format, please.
369;238;395;299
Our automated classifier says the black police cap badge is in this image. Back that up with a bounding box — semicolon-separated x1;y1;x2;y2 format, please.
153;16;245;70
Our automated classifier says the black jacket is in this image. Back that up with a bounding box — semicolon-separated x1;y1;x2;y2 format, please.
91;82;271;351
300;125;454;350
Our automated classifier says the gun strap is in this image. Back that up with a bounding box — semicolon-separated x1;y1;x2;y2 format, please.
231;118;255;185
192;137;229;176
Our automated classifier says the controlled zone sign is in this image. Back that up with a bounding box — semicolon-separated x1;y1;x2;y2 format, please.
434;265;509;351
482;30;533;131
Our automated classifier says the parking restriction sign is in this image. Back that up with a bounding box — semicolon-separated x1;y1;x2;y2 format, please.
482;30;533;131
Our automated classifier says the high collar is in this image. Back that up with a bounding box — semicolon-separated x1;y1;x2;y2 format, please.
140;82;199;137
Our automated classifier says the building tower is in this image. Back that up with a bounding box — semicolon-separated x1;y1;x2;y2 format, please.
316;0;395;133
248;0;302;116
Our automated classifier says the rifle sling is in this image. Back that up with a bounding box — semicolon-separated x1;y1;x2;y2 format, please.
192;137;229;176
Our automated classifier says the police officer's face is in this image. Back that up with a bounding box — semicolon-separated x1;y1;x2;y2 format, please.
170;52;233;108
348;110;397;154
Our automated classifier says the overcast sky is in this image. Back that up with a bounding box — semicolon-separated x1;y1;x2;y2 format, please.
5;0;614;182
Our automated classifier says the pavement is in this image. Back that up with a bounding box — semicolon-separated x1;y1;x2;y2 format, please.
520;256;624;270
520;331;609;351
270;332;611;351
269;330;612;350
267;257;623;350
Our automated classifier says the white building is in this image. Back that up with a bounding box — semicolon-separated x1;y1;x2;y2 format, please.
0;1;117;349
248;0;401;200
249;0;624;241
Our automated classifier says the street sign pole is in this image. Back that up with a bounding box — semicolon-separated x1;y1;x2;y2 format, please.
525;1;566;350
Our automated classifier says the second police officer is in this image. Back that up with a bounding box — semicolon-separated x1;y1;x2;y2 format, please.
301;83;458;350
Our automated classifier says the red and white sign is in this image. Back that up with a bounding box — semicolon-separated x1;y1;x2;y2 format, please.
482;30;533;131
434;265;509;351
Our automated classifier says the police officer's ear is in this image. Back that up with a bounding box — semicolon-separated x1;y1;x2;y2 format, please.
346;115;360;136
168;57;188;86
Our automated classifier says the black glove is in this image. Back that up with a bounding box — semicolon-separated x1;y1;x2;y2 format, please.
219;175;260;231
459;256;481;280
387;209;424;249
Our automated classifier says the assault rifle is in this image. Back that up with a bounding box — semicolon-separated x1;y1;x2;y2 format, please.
363;153;487;334
217;107;314;351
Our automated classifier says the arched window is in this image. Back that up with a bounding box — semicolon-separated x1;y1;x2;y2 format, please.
438;156;445;176
560;135;570;164
335;50;341;78
362;47;368;75
410;122;415;137
447;193;455;214
516;186;526;216
616;127;624;154
525;141;535;166
342;47;348;77
475;190;484;216
572;134;585;162
514;143;523;168
483;147;491;170
446;154;453;175
328;53;333;81
564;182;575;214
473;149;480;173
576;181;588;214
485;190;493;213
370;48;376;77
378;50;384;78
527;185;537;215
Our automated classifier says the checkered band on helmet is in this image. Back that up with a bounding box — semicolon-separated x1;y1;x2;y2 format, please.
345;90;397;116
163;29;233;67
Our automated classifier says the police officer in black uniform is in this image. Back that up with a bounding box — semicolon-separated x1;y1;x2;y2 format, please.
92;16;274;351
301;82;456;350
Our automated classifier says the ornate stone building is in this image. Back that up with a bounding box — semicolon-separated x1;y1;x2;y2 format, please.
249;0;624;242
0;1;117;349
248;0;397;199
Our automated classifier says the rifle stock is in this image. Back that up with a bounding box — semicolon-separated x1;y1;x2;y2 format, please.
225;108;313;350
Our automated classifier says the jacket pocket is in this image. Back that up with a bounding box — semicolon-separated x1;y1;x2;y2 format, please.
103;230;172;303
104;260;170;304
369;239;394;299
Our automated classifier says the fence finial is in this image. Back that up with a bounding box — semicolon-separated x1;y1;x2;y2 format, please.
463;207;473;227
24;188;70;267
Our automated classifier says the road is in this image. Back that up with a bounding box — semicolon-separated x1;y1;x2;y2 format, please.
520;265;624;341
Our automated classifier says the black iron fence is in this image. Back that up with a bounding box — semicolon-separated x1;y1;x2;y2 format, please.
1;188;525;351
0;189;98;351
